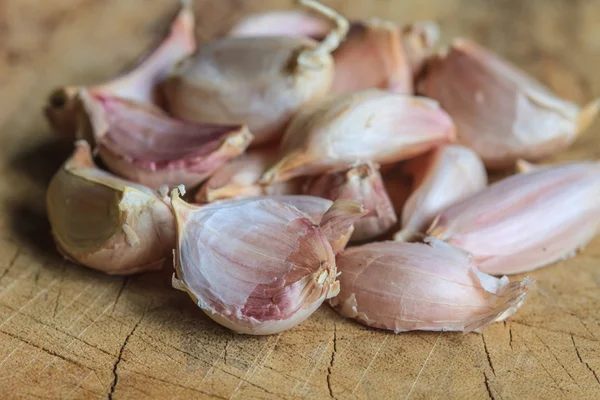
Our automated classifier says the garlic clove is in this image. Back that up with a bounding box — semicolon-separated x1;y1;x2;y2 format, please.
170;188;362;335
427;162;600;275
162;0;349;146
227;9;334;38
44;1;195;137
394;145;487;241
305;162;397;241
79;91;253;189
46;141;176;275
401;21;440;78
261;89;456;184
419;38;600;168
330;238;533;333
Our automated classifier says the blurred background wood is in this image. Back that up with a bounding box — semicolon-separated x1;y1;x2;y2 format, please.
1;0;599;398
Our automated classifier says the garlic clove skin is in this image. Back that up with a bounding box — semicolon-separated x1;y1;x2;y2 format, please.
428;162;600;275
419;38;600;168
330;238;533;333
162;0;349;146
79;91;253;189
395;145;487;241
305;162;397;241
44;1;195;137
261;89;456;184
170;189;362;335
47;141;176;275
227;10;334;38
401;21;440;78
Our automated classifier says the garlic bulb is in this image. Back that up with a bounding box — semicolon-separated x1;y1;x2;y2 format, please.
79;91;253;189
46;141;176;275
170;188;365;335
44;0;195;137
330;238;533;333
305;162;397;241
261;90;455;184
428;162;600;275
162;0;349;146
419;38;600;168
395;145;487;241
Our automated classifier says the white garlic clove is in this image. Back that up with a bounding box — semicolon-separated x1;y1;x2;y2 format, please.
330;238;533;333
79;91;253;189
305;162;397;241
170;188;363;335
419;38;600;168
394;145;487;241
46;141;176;275
428;162;600;275
261;89;456;184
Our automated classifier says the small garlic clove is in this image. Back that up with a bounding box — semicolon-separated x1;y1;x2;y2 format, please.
227;9;334;38
401;21;440;78
428;162;600;275
330;238;533;333
394;145;487;241
162;0;349;146
44;1;195;137
419;38;600;168
305;162;397;241
79;91;253;189
261;90;455;184
46;141;176;275
170;189;362;335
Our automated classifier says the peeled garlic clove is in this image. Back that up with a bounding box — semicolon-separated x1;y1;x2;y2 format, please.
162;0;349;146
227;9;334;38
261;90;455;183
44;1;195;137
170;189;362;335
395;145;487;241
401;21;440;78
428;162;600;275
419;38;600;168
330;238;533;333
79;91;252;189
46;141;176;275
305;162;397;241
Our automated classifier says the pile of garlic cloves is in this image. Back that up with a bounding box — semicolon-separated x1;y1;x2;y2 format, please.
44;0;599;336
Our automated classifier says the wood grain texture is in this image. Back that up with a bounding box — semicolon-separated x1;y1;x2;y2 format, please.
1;0;600;398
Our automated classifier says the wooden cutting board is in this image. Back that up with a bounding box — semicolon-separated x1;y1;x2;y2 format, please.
1;0;599;398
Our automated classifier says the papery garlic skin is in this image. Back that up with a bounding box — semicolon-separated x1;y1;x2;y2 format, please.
46;141;175;275
227;10;334;38
395;145;487;241
401;21;440;78
261;90;455;184
428;162;600;275
305;162;397;241
419;39;600;168
330;239;532;333
170;190;364;335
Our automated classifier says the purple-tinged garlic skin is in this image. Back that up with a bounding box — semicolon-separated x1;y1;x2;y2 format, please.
170;190;365;335
428;162;600;275
395;145;487;241
419;38;600;169
47;141;175;275
261;90;456;184
331;238;532;333
305;162;397;241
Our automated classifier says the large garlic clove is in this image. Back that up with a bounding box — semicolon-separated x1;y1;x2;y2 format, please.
46;141;176;275
227;9;334;38
261;89;455;184
79;91;252;189
162;0;349;146
170;189;363;335
44;1;195;137
428;162;600;275
305;162;397;241
419;38;600;168
394;145;487;241
330;238;533;333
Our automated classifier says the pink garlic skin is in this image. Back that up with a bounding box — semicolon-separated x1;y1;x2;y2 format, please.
428;162;600;275
395;145;487;241
419;39;599;169
331;238;532;333
305;162;397;241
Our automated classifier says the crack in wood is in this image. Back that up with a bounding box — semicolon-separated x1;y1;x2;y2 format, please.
326;322;337;399
111;277;128;316
483;372;496;400
107;311;144;399
571;334;600;386
482;333;496;376
534;332;579;386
